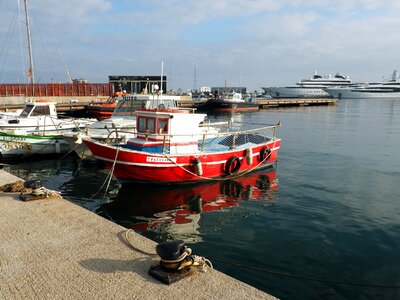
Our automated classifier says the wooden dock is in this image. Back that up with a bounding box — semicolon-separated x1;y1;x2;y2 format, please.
0;97;336;113
255;98;336;108
178;98;336;109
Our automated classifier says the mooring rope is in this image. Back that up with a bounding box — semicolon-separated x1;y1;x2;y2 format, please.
124;229;157;256
90;146;119;199
103;146;119;198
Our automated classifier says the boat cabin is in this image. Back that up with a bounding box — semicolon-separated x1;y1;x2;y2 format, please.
126;108;207;154
112;96;177;118
19;101;58;118
223;92;244;102
0;100;59;129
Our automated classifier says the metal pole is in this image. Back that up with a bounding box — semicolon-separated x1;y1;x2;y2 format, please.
24;0;35;87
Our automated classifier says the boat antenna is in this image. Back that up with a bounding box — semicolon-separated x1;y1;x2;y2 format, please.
159;61;164;106
23;0;34;86
160;61;164;97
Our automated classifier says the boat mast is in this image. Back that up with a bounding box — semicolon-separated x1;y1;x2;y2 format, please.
24;0;35;85
160;61;164;100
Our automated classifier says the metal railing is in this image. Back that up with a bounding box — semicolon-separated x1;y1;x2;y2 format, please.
103;122;280;154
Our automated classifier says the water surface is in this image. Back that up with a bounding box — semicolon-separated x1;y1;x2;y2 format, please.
4;99;400;299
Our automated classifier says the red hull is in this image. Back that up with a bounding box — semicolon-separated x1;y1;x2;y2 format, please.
85;103;116;120
83;138;281;184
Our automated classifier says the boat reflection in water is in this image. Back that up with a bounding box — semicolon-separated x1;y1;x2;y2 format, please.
97;167;278;243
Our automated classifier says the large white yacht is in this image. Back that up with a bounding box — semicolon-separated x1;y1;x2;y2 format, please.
262;71;352;98
324;70;400;99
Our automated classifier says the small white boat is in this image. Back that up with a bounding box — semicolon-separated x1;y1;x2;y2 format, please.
0;100;93;133
0;101;94;160
196;92;259;112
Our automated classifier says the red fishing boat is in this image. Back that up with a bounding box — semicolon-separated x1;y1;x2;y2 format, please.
82;104;281;185
85;91;128;120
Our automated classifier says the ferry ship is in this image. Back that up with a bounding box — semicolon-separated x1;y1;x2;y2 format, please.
324;70;400;99
262;71;352;98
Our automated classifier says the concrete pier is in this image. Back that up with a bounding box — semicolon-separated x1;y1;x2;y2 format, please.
0;171;277;300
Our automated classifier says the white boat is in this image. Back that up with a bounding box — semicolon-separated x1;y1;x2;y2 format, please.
196;92;259;112
0;100;93;133
262;71;352;98
324;70;400;99
63;93;181;159
0;101;94;160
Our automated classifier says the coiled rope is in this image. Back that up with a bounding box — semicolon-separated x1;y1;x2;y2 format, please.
124;229;213;272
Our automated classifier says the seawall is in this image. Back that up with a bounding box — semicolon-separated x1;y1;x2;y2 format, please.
0;170;277;299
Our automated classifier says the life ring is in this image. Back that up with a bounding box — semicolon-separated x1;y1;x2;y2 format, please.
256;175;271;190
259;147;271;162
221;180;243;197
224;156;241;175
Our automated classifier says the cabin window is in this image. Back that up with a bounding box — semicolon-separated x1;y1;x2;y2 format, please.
31;106;50;116
137;116;156;133
138;117;147;131
147;118;155;133
20;105;34;117
158;119;169;133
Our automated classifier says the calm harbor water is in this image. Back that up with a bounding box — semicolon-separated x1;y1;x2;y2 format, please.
4;99;400;299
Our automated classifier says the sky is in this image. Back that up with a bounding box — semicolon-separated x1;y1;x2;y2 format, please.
1;0;400;92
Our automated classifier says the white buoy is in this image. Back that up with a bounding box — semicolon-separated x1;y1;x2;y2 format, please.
55;140;61;153
194;158;203;176
246;148;253;165
75;133;82;144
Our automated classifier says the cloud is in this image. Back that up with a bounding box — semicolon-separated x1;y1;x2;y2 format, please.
1;0;400;89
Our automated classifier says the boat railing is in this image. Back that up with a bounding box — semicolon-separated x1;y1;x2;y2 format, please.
106;123;280;154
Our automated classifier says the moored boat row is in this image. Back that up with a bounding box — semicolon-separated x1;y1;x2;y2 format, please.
82;105;280;184
0;96;282;186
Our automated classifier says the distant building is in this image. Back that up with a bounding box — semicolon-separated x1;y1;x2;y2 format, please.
109;75;167;94
211;86;247;94
200;86;211;93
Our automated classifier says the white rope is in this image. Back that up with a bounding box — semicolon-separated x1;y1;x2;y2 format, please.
103;146;119;198
160;248;192;264
89;146;119;199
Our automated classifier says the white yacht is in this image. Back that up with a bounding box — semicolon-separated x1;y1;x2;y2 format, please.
262;71;352;98
324;70;400;99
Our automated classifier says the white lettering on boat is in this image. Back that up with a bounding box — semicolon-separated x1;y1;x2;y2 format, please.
146;156;176;163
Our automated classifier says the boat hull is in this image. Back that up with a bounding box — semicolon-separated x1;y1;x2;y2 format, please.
262;87;331;98
83;138;281;184
0;132;71;160
196;100;259;112
85;103;116;120
325;88;400;99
